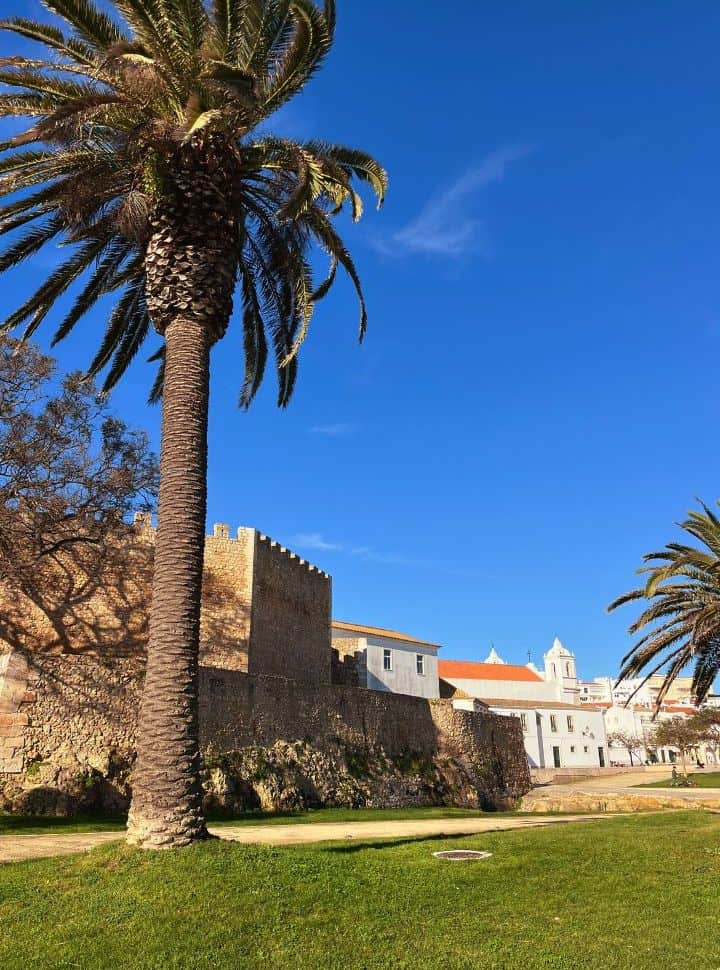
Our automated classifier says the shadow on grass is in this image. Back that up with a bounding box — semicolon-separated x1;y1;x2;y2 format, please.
321;832;479;854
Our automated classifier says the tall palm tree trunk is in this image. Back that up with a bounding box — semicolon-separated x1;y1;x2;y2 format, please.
126;141;237;850
127;317;211;848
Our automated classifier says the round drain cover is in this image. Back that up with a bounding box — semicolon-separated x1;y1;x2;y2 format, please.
432;850;492;862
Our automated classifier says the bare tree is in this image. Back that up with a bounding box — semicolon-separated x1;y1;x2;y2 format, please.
607;730;644;766
0;337;157;652
651;718;703;779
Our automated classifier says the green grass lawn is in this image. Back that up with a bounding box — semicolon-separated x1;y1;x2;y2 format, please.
0;806;497;836
0;812;718;969
639;771;720;789
0;813;127;835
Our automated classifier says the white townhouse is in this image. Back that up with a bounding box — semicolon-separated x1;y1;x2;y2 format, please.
331;621;440;699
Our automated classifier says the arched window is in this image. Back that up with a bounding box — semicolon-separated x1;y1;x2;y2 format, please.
566;663;571;677
552;663;557;679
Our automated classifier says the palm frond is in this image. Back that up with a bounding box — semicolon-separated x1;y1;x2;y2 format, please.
40;0;124;51
610;500;720;705
0;18;98;65
0;0;385;406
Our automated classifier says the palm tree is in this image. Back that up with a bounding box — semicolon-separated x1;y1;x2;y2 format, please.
0;0;386;849
608;502;720;711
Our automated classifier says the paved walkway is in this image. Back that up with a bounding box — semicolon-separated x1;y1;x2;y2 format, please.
537;770;720;800
0;814;611;864
523;770;720;812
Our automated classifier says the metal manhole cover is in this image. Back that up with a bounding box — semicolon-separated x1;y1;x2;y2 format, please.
432;850;492;862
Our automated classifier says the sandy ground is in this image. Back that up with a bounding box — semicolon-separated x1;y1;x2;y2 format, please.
0;814;612;864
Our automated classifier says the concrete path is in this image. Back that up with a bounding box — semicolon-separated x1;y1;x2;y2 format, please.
0;831;123;864
0;814;611;864
213;813;609;846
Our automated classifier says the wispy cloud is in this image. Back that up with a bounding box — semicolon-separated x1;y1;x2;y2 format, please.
373;145;533;259
349;545;487;578
289;533;343;552
288;534;489;579
307;423;359;437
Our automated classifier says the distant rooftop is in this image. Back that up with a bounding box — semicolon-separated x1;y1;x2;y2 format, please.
332;621;441;650
482;698;603;712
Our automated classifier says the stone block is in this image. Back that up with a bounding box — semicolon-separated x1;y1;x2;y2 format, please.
0;754;23;773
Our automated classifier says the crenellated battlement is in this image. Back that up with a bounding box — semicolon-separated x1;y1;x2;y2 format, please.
134;515;330;581
127;516;331;683
256;531;330;579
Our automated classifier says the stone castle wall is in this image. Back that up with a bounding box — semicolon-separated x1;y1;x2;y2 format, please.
0;521;332;685
0;650;530;813
0;520;530;814
247;533;331;685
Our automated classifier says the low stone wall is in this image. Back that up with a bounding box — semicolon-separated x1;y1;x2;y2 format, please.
0;650;530;815
522;789;720;814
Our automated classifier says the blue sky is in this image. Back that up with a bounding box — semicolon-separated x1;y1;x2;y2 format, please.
2;1;720;680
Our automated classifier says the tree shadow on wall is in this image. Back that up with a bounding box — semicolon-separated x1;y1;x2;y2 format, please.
0;527;251;667
0;524;154;658
199;560;251;670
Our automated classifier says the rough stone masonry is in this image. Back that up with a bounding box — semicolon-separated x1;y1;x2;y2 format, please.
0;521;530;815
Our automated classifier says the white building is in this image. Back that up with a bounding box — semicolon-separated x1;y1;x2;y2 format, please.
332;621;440;698
439;644;608;769
577;673;697;709
603;701;717;767
484;698;608;770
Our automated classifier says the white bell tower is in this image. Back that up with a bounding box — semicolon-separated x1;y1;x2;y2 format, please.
543;637;579;703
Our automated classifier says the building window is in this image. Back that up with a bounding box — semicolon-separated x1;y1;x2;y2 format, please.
566;663;571;677
552;663;557;679
520;713;528;732
584;746;589;753
567;716;575;733
550;715;558;733
570;745;575;753
383;649;393;671
416;654;425;676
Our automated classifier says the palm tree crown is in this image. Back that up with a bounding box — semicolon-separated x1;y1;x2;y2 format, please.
0;0;387;404
608;501;720;707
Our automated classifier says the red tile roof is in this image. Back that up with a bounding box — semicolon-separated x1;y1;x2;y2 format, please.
438;660;543;683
